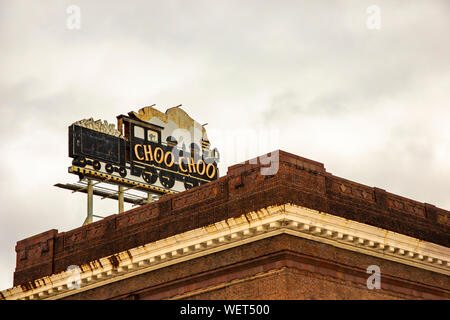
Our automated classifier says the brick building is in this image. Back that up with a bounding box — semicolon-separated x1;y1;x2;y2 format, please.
1;150;449;300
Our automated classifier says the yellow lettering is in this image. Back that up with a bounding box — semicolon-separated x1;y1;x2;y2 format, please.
134;144;145;161
196;160;206;175
154;147;164;164
164;151;174;167
187;157;196;173
143;145;153;161
178;157;188;172
206;163;216;179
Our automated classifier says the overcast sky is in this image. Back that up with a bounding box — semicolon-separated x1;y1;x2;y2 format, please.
1;1;449;291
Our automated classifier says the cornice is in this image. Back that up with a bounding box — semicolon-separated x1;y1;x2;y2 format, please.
2;204;449;300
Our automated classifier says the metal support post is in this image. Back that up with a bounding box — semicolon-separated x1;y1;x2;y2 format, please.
118;185;124;213
83;179;94;225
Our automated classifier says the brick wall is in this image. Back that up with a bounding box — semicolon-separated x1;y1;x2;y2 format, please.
13;150;450;287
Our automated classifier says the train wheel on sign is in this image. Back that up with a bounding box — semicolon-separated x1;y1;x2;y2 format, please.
184;177;199;190
93;160;101;171
105;163;114;174
119;167;127;178
159;170;175;189
73;156;86;167
142;167;158;185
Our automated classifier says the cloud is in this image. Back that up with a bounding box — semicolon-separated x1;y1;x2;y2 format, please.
0;0;449;292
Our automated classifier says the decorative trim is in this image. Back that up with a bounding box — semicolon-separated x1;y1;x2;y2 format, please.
2;204;449;300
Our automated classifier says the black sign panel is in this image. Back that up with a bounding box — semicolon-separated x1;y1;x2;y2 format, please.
69;125;126;166
68;116;219;192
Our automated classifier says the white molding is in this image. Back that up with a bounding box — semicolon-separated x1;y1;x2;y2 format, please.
1;204;449;300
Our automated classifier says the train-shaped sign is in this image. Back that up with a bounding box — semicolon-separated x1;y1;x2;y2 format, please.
68;106;220;194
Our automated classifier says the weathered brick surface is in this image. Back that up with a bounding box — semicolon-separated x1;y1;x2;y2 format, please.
63;235;450;300
13;150;450;288
190;268;407;300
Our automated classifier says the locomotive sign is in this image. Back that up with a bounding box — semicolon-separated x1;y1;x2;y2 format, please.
68;105;220;195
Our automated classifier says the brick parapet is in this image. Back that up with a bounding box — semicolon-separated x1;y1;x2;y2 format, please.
13;150;449;286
